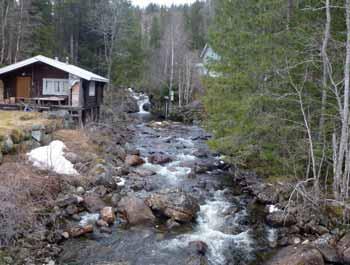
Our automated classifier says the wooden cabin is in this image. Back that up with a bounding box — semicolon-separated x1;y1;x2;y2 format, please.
0;55;109;123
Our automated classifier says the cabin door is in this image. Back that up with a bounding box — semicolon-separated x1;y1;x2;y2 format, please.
16;77;31;98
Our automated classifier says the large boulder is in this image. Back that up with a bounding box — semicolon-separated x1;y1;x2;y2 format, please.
188;241;208;256
256;185;278;204
123;93;139;113
265;245;324;265
337;232;350;263
125;155;145;167
1;136;14;154
312;234;339;263
146;189;200;223
68;225;93;238
185;256;208;265
118;196;156;225
266;211;296;227
148;154;172;165
83;193;106;212
56;195;82;208
133;168;156;178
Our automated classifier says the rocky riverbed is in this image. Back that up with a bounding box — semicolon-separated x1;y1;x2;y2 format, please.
3;91;350;265
52;118;278;265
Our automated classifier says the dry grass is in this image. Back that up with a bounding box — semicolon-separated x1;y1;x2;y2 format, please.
53;129;98;154
0;154;61;247
0;111;52;138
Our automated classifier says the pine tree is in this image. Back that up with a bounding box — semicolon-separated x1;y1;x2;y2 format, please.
203;0;327;176
150;16;161;49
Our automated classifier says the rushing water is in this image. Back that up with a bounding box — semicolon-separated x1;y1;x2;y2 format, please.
58;97;275;265
128;88;151;114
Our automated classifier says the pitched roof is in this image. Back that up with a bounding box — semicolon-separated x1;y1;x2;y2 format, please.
0;55;109;83
200;43;209;58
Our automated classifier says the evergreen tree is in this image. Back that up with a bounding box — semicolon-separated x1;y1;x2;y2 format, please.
203;0;327;176
150;16;161;49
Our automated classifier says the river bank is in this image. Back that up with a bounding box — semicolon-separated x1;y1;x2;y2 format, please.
1;90;350;265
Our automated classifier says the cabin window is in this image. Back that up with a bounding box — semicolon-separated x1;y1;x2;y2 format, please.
43;78;69;96
89;81;96;97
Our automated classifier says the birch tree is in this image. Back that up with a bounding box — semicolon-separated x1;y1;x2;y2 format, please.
90;0;131;89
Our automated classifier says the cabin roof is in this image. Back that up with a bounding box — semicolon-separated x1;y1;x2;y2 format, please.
0;55;109;83
200;43;209;59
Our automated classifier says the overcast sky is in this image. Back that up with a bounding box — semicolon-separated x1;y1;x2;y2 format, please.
131;0;197;7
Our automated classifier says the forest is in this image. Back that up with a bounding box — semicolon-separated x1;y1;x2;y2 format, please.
204;0;350;206
0;0;212;104
3;0;350;264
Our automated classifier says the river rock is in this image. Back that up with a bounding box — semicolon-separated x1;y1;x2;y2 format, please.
2;136;14;154
192;148;208;158
96;219;109;227
123;94;139;113
148;154;172;165
76;186;85;195
69;224;93;237
110;145;127;160
166;218;181;229
125;155;145;166
100;226;112;234
61;231;69;239
65;204;79;215
118;196;156;225
100;207;116;225
188;241;208;256
126;147;140;156
257;185;278;204
265;245;324;265
111;193;122;206
185;255;209;265
95;170;118;189
64;152;80;164
56;195;80;208
143;102;151;111
337;232;350;263
146;189;200;222
133;168;156;177
312;234;339;263
83;193;106;212
266;211;296;227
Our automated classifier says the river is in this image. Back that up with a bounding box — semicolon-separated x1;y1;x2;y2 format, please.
58;92;275;265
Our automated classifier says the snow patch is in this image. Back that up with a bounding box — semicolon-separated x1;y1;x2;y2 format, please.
267;205;281;213
27;140;78;176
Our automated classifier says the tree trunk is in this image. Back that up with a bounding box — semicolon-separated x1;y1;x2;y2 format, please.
319;0;331;140
169;23;175;111
0;2;9;64
335;0;350;200
14;0;24;63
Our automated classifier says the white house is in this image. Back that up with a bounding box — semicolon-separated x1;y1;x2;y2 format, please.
196;43;221;77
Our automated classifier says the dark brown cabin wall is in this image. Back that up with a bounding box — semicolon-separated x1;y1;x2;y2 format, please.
0;62;68;98
96;82;104;105
82;80;98;108
32;63;68;97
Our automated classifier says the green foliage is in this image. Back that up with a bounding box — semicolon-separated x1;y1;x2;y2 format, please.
203;0;341;177
112;10;146;86
184;1;206;50
150;16;161;49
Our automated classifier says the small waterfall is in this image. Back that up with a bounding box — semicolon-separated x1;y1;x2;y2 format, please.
128;88;151;114
162;190;253;265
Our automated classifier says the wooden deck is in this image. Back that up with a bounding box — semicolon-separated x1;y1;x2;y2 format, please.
0;103;99;126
